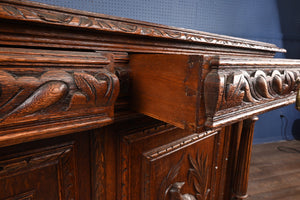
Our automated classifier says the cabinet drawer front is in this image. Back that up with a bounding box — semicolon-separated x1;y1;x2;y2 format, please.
0;48;121;147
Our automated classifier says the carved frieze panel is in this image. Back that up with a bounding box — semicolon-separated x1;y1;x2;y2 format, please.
0;48;120;147
204;57;300;128
0;68;117;124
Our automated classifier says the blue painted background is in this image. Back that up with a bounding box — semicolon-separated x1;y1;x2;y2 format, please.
33;0;300;143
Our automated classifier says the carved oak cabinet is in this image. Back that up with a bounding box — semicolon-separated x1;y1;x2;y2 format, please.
0;1;299;200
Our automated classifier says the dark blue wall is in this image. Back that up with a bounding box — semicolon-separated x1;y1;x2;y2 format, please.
33;0;300;143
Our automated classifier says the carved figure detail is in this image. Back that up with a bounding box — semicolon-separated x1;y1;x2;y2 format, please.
169;182;196;200
159;152;210;200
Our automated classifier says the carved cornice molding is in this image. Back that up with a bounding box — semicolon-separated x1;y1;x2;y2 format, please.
204;56;300;128
0;48;120;147
0;0;285;53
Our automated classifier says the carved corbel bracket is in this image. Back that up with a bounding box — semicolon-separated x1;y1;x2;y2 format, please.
0;48;122;147
204;56;300;128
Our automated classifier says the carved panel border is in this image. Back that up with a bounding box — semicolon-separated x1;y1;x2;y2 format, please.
204;56;300;128
0;143;78;200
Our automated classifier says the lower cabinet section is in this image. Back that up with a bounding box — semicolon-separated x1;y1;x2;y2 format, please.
0;116;239;200
117;117;233;200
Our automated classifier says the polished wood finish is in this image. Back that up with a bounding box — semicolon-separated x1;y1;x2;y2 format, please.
130;54;208;131
0;0;299;200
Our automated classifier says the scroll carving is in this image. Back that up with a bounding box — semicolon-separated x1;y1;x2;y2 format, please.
204;64;300;127
0;3;283;53
0;69;119;125
159;152;210;200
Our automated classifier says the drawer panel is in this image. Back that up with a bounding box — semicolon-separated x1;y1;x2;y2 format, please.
130;54;300;130
0;48;121;147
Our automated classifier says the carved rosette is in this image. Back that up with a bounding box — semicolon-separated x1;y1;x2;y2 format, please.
204;57;300;128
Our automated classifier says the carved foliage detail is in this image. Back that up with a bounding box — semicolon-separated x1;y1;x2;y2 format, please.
0;4;281;52
205;69;299;117
159;152;210;200
0;69;118;124
188;152;210;200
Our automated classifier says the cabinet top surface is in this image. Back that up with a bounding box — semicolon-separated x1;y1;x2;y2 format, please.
0;0;285;53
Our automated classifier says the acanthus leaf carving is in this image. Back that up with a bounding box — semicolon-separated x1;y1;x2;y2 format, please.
187;152;210;200
1;81;68;122
204;62;300;128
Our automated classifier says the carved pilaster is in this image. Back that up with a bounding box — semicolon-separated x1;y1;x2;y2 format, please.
231;116;259;200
